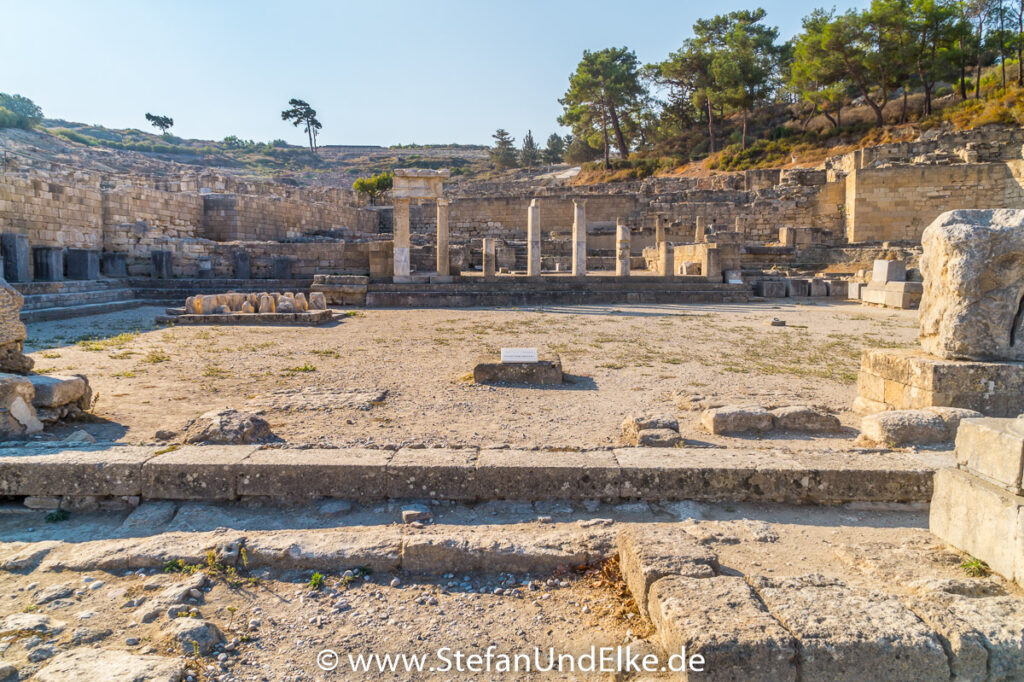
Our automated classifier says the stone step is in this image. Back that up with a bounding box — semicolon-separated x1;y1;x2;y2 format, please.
12;279;127;296
19;298;152;323
20;287;136;311
0;445;935;504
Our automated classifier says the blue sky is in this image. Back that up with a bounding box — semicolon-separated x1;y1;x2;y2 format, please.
5;0;867;147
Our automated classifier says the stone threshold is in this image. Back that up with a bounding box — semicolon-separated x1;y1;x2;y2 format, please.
0;445;936;504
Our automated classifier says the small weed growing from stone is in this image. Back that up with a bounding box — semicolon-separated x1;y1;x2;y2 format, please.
283;363;316;374
309;572;325;590
44;509;68;523
960;556;990;577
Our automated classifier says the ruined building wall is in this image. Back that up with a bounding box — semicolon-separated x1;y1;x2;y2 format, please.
844;162;1024;242
0;170;104;248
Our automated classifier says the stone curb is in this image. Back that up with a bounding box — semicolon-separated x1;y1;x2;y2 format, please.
0;445;936;504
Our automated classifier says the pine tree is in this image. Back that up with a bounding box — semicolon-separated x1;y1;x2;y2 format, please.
519;130;540;167
490;128;518;170
543;133;565;163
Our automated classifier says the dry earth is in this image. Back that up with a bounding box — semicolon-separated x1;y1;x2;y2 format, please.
22;302;918;448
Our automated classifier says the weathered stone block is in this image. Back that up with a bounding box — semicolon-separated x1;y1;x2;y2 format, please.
475;449;620;500
151;250;173;279
32;246;63;282
0;373;41;435
618;526;718;617
920;209;1024;361
752;575;949;681
0;445;154;496
232;251;251;279
872;259;906;283
473;356;562;385
272;257;292;280
1;233;31;282
649;575;797;681
770;405;841;433
387;448;477;500
754;280;786;298
825;279;849;298
955;417;1024;494
100;252;127;278
701;405;775;434
65;249;100;280
808;278;828;296
27;373;88;409
930;467;1024;585
142;445;258;499
785;278;809;297
848;281;864;300
237;448;391;501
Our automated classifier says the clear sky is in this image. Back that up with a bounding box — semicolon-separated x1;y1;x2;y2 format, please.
5;0;867;147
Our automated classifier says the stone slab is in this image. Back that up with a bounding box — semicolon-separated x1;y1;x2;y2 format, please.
165;310;333;326
27;373;87;408
100;252;127;278
930;467;1024;585
473;356;562;385
0;445;156;496
141;445;258;500
1;233;30;282
754;280;786;298
387;448;478;500
32;246;63;282
648;575;797;681
475;449;620;500
954;417;1024;493
151;250;172;279
65;249;100;281
872;259;906;283
785;278;809;297
856;348;1024;417
617;525;718;617
752;575;949;681
237;448;393;500
34;649;185;682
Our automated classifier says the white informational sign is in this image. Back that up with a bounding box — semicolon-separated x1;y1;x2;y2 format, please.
501;347;539;363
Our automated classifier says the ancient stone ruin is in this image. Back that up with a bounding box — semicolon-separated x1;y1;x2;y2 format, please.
165;290;330;325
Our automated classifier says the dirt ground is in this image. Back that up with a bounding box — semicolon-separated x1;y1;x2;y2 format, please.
0;499;1008;681
22;301;918;449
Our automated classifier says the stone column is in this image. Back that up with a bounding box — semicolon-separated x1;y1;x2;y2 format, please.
695;216;706;243
659;241;674;278
616;219;630;277
436;199;450;277
704;246;722;282
482;238;496;280
655;214;666;244
572;199;587;277
734;216;742;233
393;198;411;281
527;199;541;278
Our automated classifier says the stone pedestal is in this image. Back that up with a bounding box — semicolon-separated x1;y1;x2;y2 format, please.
694;216;706;242
861;281;922;308
473;355;563;385
233;251;251;279
151;250;173;279
658;241;673;279
66;249;100;280
369;242;394;279
197;257;214;279
808;278;828;297
1;234;30;282
704;246;721;283
32;247;63;282
527;199;541;278
854;348;1024;416
393;198;411;282
755;280;786;298
482;238;496;280
572;199;586;278
615;220;630;277
785;278;810;297
931;417;1024;586
436;199;450;276
101;252;127;278
272;257;293;280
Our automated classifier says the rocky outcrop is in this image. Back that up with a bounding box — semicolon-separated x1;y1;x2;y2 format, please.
920;209;1024;361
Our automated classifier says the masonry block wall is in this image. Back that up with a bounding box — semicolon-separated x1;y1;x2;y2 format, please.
845;162;1024;242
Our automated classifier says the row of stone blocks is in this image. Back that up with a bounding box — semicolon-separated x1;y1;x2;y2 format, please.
619;526;1019;681
932;416;1024;587
0;445;935;504
1;234;293;282
752;277;848;298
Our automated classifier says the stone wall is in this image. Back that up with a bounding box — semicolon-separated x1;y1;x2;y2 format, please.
0;170;104;248
845;162;1024;242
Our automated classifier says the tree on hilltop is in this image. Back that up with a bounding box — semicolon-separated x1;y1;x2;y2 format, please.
281;98;322;155
490;128;518;170
145;113;174;135
543;133;565;163
520;130;540;167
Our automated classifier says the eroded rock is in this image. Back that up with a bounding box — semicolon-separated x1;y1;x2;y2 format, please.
181;409;276;444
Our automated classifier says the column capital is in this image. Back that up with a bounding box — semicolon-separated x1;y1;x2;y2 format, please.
436;197;449;207
573;198;587;208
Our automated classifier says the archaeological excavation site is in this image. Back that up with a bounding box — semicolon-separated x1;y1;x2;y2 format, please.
9;2;1024;680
